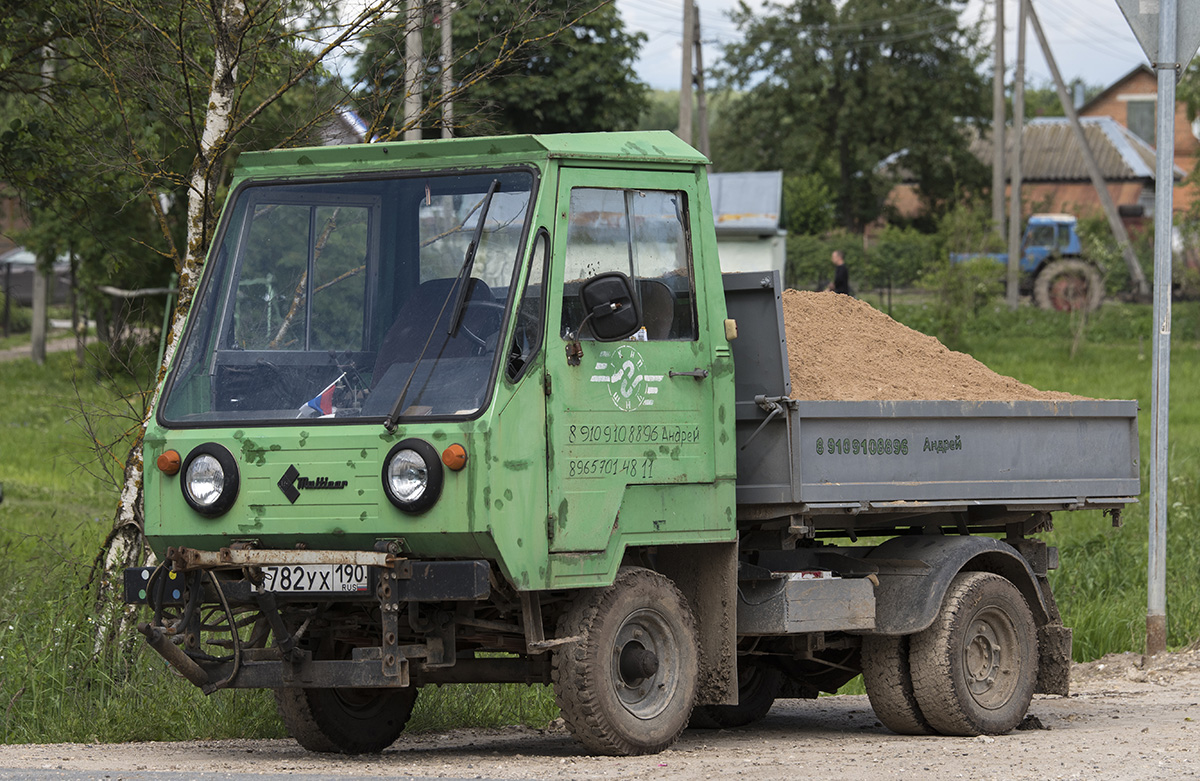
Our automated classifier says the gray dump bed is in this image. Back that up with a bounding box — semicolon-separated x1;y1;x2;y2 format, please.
723;272;1140;532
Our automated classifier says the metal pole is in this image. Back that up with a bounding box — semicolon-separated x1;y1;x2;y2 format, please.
403;0;422;141
1006;0;1026;311
440;0;452;139
156;273;179;374
992;0;1006;238
693;2;710;158
1147;0;1177;658
678;0;694;145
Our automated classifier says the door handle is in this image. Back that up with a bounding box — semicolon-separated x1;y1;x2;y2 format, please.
669;368;709;380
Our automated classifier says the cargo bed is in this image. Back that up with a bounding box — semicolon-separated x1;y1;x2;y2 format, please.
723;272;1140;534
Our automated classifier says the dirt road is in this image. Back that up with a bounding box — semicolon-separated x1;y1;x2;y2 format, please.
2;650;1197;780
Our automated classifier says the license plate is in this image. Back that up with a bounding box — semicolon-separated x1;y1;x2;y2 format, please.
256;563;370;593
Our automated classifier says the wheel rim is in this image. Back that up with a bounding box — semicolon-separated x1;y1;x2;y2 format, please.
610;607;680;720
1049;274;1089;311
963;605;1021;710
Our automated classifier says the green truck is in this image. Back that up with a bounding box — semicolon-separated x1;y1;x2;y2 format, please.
126;132;1140;756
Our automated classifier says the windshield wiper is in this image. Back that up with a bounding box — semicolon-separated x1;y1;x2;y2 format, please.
447;178;501;338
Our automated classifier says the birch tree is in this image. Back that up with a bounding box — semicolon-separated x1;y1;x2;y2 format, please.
73;0;412;629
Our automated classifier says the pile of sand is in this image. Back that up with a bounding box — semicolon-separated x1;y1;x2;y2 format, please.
782;290;1082;402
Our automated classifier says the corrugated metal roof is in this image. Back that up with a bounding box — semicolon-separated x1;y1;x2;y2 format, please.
971;117;1184;182
709;171;783;236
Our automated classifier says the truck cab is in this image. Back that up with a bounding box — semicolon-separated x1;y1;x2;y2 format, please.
1020;213;1083;274
134;132;739;755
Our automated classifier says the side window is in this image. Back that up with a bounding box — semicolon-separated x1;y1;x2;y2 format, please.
506;229;548;382
1056;225;1072;251
561;187;697;341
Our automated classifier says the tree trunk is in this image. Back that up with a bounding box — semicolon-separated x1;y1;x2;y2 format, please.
93;0;246;625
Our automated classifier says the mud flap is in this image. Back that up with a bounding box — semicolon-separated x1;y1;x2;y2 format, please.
1036;623;1072;696
656;542;738;706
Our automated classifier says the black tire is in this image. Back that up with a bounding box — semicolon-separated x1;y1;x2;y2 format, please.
1033;259;1104;312
861;634;934;735
909;572;1038;736
274;685;417;754
689;661;781;729
552;567;699;755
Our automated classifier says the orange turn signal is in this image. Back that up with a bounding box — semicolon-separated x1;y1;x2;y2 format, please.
157;449;182;476
441;443;468;471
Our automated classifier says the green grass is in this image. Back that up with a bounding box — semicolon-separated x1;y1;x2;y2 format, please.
2;300;1200;743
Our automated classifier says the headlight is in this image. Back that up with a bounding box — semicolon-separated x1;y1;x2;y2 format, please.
382;439;443;513
181;444;240;517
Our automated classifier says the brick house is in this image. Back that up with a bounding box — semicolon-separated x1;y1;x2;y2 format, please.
1078;64;1199;214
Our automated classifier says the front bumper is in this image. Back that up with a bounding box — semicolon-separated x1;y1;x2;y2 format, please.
124;547;511;694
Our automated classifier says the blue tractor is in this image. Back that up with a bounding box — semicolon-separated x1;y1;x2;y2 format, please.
953;214;1104;312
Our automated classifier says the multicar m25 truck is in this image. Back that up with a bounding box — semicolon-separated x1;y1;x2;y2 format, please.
126;132;1139;756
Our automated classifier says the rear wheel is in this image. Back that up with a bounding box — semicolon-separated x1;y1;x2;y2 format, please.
1033;259;1104;312
909;572;1038;736
861;634;934;735
689;661;782;729
553;567;698;755
275;685;417;754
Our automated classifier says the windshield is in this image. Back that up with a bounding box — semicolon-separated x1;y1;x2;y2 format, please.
161;169;535;425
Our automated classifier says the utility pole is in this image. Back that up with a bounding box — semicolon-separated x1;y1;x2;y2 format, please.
1006;0;1026;310
403;0;422;141
992;0;1006;238
440;0;453;138
692;2;710;157
678;0;694;145
1027;2;1149;298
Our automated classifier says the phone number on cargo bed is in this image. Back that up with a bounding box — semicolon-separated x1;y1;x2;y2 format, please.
816;437;910;456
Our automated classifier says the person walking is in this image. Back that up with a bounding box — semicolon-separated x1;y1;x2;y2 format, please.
828;249;851;296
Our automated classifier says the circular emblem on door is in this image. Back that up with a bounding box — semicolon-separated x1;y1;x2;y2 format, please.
607;344;647;412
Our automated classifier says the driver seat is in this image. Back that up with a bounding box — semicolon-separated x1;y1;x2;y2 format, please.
371;278;496;387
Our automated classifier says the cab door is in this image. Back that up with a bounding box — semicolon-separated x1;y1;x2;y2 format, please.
544;166;718;553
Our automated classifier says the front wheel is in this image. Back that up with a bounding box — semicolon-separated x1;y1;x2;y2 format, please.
909;572;1038;736
1033;259;1104;312
275;685;417;754
553;567;699;755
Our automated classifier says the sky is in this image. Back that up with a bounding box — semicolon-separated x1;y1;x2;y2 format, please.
618;0;1156;93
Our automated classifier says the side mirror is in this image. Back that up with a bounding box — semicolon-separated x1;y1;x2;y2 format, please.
578;272;641;342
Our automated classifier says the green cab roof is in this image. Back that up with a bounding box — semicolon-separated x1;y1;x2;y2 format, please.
234;131;709;177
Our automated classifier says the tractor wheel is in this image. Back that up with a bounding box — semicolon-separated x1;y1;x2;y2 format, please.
275;685;417;754
552;567;699;755
861;634;934;735
909;572;1038;736
689;661;782;729
1033;259;1104;312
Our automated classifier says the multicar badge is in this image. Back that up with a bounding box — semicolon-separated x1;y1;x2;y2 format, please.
277;464;348;504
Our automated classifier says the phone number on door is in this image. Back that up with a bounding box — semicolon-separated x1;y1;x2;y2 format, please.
567;457;656;479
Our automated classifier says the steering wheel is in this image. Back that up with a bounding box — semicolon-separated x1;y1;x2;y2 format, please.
458;299;508;352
